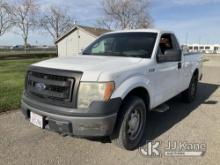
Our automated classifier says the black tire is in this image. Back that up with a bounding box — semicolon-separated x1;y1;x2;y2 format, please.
111;96;147;150
182;74;198;103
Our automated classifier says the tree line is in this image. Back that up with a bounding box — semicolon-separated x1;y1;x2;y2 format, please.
0;0;152;48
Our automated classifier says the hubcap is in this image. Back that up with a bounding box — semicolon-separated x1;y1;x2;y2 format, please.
127;108;141;141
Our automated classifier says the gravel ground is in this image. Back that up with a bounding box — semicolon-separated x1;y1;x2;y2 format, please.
0;56;220;165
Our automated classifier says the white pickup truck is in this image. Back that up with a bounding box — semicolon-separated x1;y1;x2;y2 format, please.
21;29;202;150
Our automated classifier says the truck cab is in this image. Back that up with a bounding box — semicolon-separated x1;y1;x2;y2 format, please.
21;29;202;150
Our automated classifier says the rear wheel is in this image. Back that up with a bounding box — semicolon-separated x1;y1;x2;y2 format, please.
111;96;146;150
182;74;198;103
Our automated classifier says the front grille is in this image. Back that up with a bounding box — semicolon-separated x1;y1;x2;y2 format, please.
27;71;74;102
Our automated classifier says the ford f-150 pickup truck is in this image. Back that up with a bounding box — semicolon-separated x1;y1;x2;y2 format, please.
21;29;202;150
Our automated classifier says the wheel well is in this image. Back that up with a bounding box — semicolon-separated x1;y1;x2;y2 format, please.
123;87;150;111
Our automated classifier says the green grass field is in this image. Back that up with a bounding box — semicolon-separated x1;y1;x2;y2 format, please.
0;58;48;112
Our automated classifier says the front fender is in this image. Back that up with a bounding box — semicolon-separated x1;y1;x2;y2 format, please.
111;75;153;108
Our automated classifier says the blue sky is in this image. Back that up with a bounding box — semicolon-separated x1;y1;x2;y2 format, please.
1;0;220;45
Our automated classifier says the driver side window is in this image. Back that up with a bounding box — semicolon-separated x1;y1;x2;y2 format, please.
157;33;181;63
159;34;173;54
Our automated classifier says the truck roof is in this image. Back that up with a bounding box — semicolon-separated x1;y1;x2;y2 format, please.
106;29;172;35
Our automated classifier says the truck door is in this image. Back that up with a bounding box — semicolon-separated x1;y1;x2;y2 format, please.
152;33;182;107
171;34;185;93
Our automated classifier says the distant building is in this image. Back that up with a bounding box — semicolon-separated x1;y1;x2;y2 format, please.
55;25;110;57
185;44;220;54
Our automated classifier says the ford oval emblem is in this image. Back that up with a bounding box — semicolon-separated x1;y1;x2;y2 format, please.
35;82;46;91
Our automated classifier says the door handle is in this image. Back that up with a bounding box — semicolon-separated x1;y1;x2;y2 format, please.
178;62;182;69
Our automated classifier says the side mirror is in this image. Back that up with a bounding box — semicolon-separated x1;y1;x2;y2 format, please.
157;49;181;63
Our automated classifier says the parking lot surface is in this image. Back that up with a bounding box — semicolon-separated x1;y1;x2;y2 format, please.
0;56;220;165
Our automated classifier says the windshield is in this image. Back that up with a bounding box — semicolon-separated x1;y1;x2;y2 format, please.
83;32;157;58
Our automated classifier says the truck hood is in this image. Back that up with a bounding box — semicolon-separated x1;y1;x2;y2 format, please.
32;55;143;81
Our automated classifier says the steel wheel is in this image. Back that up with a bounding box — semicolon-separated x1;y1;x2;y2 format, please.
127;108;142;141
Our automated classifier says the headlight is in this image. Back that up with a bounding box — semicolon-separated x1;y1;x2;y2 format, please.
77;82;115;108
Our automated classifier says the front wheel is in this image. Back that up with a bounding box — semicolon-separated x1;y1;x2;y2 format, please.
111;96;146;150
182;74;198;103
